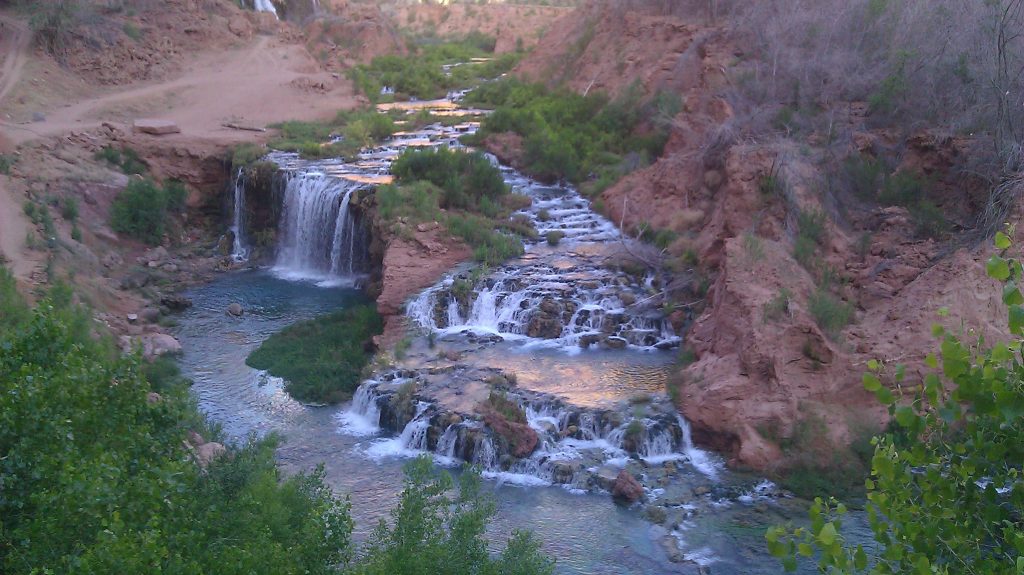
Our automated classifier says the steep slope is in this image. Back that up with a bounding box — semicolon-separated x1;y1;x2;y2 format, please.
514;0;1018;472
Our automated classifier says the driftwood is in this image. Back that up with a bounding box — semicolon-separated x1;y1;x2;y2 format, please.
221;122;266;133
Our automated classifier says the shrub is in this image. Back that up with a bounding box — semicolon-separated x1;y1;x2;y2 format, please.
246;305;383;404
763;288;792;322
231;143;266;170
545;230;565;246
392;147;507;210
446;213;524;266
70;226;81;243
109;179;185;245
808;288;853;338
60;197;78;221
796;209;827;245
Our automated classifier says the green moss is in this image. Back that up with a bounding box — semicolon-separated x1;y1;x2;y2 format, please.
246;305;382;404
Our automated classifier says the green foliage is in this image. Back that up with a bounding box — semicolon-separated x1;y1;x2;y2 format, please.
486;391;527;424
376;181;443;224
232;143;267;170
446;213;524;266
60;196;78;221
808;288;853;338
0;287;353;575
0;154;14;175
268;110;395;159
348;39;517;103
95;145;147;175
466;78;670;185
246;305;383;404
841;156;947;238
545;230;565;246
70;225;82;243
769;229;1024;574
355;456;554;575
109;178;186;245
392;147;507;211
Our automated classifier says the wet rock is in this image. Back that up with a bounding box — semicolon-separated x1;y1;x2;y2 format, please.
594;465;621;490
481;408;539;458
612;470;644;503
603;336;628;350
693;485;710;496
227;302;244;317
660;536;685;563
644;505;668;524
578;333;601;348
551;461;580;484
161;294;193;311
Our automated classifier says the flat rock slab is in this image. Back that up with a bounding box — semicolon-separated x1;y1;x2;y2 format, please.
133;119;181;135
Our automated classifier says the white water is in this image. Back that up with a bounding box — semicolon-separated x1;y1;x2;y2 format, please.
340;381;720;490
252;0;278;17
230;168;249;262
273;172;364;285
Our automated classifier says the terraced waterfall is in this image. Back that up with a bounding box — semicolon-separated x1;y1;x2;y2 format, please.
197;95;804;574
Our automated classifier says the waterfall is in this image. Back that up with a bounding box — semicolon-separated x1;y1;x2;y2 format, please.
274;172;365;283
677;415;720;479
336;384;382;436
252;0;278;17
230;168;248;262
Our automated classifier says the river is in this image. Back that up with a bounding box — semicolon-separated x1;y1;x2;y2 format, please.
173;96;846;574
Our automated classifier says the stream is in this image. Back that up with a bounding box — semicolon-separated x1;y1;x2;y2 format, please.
174;95;840;573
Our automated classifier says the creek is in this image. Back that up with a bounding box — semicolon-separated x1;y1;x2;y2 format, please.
175;96;837;573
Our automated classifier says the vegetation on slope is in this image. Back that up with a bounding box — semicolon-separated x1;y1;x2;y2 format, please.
0;266;553;574
109;178;188;246
769;232;1024;573
349;37;521;103
268;108;398;160
246;305;384;404
463;78;678;189
378;147;533;265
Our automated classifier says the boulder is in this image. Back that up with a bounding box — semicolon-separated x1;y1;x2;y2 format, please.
133;119;181;135
120;271;151;290
146;392;163;404
603;336;628;350
161;294;193;311
551;461;580;484
227;302;244;317
142;333;183;358
611;469;644;503
195;441;226;468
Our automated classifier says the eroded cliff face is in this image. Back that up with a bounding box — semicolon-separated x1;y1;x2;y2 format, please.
514;0;1017;471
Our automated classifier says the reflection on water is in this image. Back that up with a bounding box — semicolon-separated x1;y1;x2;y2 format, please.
468;343;671;408
174;271;864;574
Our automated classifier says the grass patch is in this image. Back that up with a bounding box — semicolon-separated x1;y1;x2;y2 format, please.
267;109;396;160
95;145;147;175
349;39;520;103
246;305;383;404
545;230;565;246
808;288;853;338
486;390;526;424
763;288;792;322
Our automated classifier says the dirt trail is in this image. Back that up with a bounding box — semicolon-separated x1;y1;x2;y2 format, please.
0;33;359;147
0;16;29;109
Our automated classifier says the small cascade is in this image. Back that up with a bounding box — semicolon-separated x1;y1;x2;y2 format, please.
274;171;367;283
339;375;720;492
230;168;249;262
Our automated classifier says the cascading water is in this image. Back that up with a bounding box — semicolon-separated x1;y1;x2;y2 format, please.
252;0;278;17
273;171;366;284
340;376;720;490
230;168;249;262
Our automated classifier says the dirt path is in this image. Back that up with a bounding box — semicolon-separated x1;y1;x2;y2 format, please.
0;15;29;108
1;32;360;147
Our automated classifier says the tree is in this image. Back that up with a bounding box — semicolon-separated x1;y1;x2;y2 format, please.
767;229;1024;573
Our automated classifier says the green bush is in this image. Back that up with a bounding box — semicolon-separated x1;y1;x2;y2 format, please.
392;147;507;211
246;305;383;404
60;197;78;221
467;78;671;186
446;213;524;266
808;288;853;338
109;179;185;245
545;230;565;246
95;145;147;175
